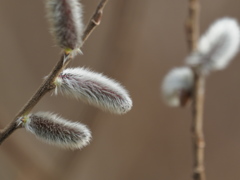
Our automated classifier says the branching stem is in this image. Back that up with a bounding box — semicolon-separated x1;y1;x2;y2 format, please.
0;0;108;145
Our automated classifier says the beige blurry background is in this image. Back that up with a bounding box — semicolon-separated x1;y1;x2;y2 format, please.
1;0;240;180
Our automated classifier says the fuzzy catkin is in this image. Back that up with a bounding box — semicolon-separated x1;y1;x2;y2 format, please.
22;112;91;149
46;0;84;50
161;67;194;107
54;68;132;114
186;17;240;74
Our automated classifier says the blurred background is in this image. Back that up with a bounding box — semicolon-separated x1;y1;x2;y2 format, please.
1;0;240;180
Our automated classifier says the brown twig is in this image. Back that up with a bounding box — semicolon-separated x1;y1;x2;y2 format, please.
82;0;108;42
0;0;109;145
186;0;200;51
186;0;206;180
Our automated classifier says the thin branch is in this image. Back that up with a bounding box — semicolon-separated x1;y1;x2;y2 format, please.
191;75;206;180
82;0;108;42
0;53;69;144
186;0;206;180
186;0;200;51
0;0;109;145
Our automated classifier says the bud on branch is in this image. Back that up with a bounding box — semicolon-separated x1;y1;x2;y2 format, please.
54;68;133;114
21;112;91;149
46;0;84;53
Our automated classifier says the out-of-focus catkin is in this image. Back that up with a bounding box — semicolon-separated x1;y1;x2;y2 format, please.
186;17;240;74
161;67;194;107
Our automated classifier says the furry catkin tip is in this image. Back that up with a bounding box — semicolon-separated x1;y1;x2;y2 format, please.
54;67;133;114
22;112;91;149
161;67;194;107
46;0;84;50
186;17;240;74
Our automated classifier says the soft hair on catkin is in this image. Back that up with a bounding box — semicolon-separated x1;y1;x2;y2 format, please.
46;0;84;50
161;67;194;107
186;17;240;74
22;112;91;149
54;68;132;114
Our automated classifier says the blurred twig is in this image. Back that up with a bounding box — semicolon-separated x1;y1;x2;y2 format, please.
0;0;109;145
186;0;206;180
